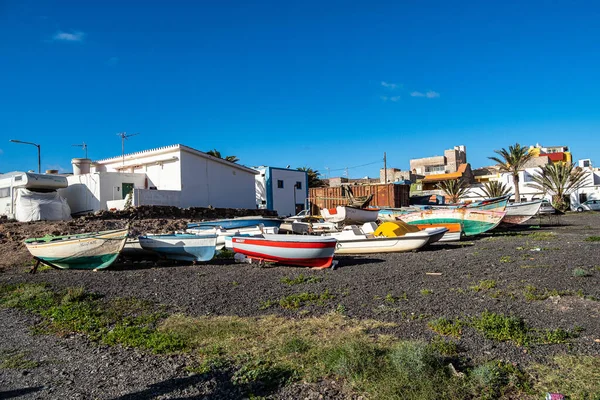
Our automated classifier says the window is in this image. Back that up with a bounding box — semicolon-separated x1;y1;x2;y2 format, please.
277;180;284;189
579;193;587;203
0;187;9;198
425;165;445;173
295;181;302;190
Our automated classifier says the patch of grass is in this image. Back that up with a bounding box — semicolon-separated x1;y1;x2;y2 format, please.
523;285;573;301
0;283;55;312
528;232;556;240
0;350;39;370
259;299;275;310
429;336;458;356
470;361;533;399
471;311;530;346
384;292;407;303
428;317;463;338
530;355;600;399
420;289;433;296
469;280;497;292
584;236;600;242
280;274;323;286
278;290;334;309
499;256;512;263
572;267;590;277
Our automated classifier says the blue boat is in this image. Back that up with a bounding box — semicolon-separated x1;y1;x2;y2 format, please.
138;233;217;262
187;216;282;230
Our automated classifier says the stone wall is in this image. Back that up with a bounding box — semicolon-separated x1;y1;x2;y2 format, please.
82;205;278;221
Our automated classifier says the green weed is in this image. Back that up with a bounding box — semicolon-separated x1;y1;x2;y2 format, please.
429;336;458;356
279;290;334;309
572;268;590;277
469;280;497;292
420;289;433;296
0;351;39;370
428;317;463;338
530;355;600;399
471;311;530;346
584;236;600;242
499;256;512;263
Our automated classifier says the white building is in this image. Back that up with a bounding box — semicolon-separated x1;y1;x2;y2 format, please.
255;166;308;217
60;144;258;214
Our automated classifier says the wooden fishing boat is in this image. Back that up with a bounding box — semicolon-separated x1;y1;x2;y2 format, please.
324;222;447;254
230;234;337;269
377;207;430;222
412;222;463;242
187;216;283;230
138;233;217;262
396;208;506;236
501;200;543;225
433;195;510;212
24;228;128;270
320;206;379;224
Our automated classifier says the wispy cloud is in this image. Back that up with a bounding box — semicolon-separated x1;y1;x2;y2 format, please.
411;90;440;99
381;81;399;90
52;31;85;42
106;57;119;66
381;96;400;102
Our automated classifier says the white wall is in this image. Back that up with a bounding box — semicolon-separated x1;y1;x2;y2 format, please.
255;168;268;209
61;172;146;214
269;168;308;217
133;188;181;207
179;150;256;208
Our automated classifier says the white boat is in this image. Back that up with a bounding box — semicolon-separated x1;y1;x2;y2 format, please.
320;206;379;224
187;225;278;250
229;234;337;268
138;233;217;262
323;222;447;254
291;220;340;235
502;200;543;225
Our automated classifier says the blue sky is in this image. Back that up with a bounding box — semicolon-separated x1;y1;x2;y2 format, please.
1;0;599;179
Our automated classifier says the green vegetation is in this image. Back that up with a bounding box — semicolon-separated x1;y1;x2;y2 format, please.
280;274;322;285
0;350;39;370
470;311;579;346
428;317;463;338
523;285;573;301
384;292;408;303
530;355;600;399
278;290;334;309
215;249;235;259
489;143;533;203
499;256;512;263
469;280;497;292
527;162;588;212
1;284;593;399
420;289;433;296
572;268;590;277
527;231;556;240
585;236;600;242
436;179;469;203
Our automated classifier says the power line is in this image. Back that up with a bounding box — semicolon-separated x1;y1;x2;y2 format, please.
327;160;382;172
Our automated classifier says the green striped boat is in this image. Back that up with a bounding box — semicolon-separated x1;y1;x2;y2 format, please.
24;228;128;270
397;208;506;236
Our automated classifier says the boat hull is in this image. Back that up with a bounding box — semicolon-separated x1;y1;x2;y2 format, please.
24;229;128;270
501;200;542;225
413;223;463;242
187;225;278;250
320;206;379;224
139;234;217;262
397;209;505;236
231;234;337;268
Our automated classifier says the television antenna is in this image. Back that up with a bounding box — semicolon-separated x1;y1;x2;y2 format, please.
117;132;139;168
72;142;88;158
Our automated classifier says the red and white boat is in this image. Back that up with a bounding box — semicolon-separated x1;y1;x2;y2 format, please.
230;234;337;269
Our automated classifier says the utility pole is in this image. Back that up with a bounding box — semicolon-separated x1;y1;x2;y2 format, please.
72;142;88;159
345;167;349;179
325;167;330;179
384;152;387;184
117;132;139;170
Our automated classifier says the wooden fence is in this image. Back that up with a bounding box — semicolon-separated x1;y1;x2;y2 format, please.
308;183;410;213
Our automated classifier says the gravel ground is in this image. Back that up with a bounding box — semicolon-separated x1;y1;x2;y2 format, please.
1;212;599;398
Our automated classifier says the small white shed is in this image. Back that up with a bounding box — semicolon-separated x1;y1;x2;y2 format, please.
255;166;308;217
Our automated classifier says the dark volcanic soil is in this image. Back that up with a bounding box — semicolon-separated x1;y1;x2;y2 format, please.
1;212;600;399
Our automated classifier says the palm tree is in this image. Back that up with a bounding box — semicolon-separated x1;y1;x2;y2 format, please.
480;181;511;199
297;167;324;188
437;179;469;204
206;149;239;163
489;143;533;203
527;163;588;212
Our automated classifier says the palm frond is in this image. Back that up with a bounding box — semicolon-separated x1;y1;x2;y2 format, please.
437;179;469;203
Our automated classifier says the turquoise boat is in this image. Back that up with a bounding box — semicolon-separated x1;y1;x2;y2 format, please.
397;208;506;236
24;228;129;270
